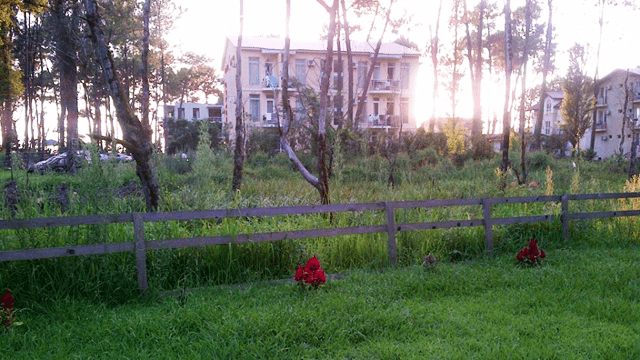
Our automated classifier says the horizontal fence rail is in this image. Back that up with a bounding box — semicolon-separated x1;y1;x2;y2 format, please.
1;192;639;292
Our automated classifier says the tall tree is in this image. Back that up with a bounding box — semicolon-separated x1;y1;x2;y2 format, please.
279;0;338;205
533;0;553;149
516;0;537;183
441;0;465;120
141;0;150;129
52;0;80;154
462;0;487;140
560;43;593;150
231;0;244;195
500;0;513;178
84;0;159;211
428;0;443;132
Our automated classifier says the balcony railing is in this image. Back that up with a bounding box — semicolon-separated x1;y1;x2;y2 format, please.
595;121;607;131
596;96;608;106
262;76;278;88
370;79;400;92
363;114;400;128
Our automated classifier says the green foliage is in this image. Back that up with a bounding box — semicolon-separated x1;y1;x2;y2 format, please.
246;127;280;159
527;151;553;171
441;118;467;155
164;119;222;155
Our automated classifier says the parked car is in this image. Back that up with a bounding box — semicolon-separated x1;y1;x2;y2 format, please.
28;152;74;174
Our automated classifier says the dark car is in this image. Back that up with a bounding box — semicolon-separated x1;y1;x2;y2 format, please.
27;151;92;174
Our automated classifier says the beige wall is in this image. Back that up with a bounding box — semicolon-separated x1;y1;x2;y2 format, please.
222;39;420;143
580;71;640;159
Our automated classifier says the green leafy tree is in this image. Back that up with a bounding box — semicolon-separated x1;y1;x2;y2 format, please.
561;43;593;150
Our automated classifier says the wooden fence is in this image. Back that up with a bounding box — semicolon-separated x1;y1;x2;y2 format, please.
1;192;639;292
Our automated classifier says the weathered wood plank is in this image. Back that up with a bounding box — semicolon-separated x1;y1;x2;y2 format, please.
0;242;134;261
568;210;640;220
396;219;484;232
141;202;386;222
567;192;640;201
0;213;133;230
146;225;387;250
133;213;148;292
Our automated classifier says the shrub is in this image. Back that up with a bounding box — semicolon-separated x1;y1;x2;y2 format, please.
527;151;553;171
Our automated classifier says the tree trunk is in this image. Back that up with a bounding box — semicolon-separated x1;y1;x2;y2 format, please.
84;0;159;212
340;0;354;129
231;0;244;195
518;0;532;184
589;0;604;152
533;0;553;150
501;0;512;179
141;0;151;129
354;2;393;126
429;0;443;132
472;1;485;139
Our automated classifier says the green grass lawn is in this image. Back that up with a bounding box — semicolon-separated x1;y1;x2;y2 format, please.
2;244;639;359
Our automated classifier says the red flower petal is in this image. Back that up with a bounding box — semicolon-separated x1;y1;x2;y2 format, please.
1;290;14;310
305;256;321;272
294;267;305;282
540;249;546;258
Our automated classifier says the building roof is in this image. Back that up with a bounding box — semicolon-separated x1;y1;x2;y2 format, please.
547;91;564;99
228;37;421;57
598;67;640;84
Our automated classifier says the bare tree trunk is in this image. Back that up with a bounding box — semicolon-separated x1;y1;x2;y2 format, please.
429;0;443;132
472;0;485;139
501;0;513;179
534;0;553;150
619;70;630;156
141;0;151;129
340;0;354;129
519;0;532;183
84;0;159;212
589;0;605;152
354;1;394;126
279;0;338;205
231;0;244;195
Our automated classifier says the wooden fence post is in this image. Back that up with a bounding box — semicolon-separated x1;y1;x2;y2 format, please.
133;213;148;292
561;194;569;242
385;202;397;265
482;198;494;254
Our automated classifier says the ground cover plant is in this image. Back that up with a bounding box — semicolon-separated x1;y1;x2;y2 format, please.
1;147;639;306
1;245;638;359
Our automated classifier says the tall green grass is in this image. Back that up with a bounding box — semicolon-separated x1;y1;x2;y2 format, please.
1;150;638;306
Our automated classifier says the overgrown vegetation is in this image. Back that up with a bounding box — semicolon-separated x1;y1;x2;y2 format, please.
1;133;639;308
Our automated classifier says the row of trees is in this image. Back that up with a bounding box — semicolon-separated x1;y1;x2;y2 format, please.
0;0;221;156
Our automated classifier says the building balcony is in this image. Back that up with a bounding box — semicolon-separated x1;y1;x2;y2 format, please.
595;121;607;132
369;79;401;93
262;76;279;89
362;114;403;128
596;97;608;107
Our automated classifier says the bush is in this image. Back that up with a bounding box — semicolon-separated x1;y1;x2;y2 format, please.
410;148;439;169
527;151;553;171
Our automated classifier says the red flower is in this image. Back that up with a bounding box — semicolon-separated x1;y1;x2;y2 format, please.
314;269;326;285
1;290;14;310
540;249;546;258
305;256;321;272
294;267;305;282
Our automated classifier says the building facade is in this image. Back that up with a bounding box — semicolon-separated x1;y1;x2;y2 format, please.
579;68;640;159
221;37;421;143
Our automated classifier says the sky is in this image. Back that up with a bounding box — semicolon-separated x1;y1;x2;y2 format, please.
166;0;640;128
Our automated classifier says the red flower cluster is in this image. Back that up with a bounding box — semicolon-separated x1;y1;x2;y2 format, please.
294;256;326;289
517;238;546;264
1;290;14;327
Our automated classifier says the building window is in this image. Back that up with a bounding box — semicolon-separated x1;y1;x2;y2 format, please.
400;63;410;89
596;110;607;129
545;100;552;114
193;108;200;120
295;59;306;86
373;97;380;116
178;107;185;119
249;95;260;122
249;57;260;85
333;95;343;125
387;62;395;80
545;121;550;128
400;97;409;124
357;61;367;88
265;62;273;76
333;60;343;90
373;64;381;80
598;86;608;104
